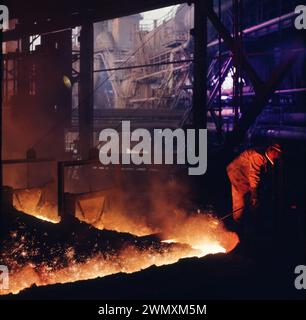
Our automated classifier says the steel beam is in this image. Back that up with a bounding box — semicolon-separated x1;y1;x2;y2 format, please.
3;0;185;42
206;5;300;151
17;35;31;96
0;30;3;214
207;5;264;94
57;162;65;220
79;22;94;160
193;0;211;129
224;51;299;151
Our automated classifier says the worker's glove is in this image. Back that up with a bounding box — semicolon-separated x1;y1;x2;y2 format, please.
250;197;258;207
250;189;259;209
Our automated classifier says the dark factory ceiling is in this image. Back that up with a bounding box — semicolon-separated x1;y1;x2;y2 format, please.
3;0;186;41
4;0;184;22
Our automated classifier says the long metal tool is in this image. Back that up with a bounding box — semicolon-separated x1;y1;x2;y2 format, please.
220;206;245;221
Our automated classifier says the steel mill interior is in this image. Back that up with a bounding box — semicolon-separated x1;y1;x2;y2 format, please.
0;0;305;299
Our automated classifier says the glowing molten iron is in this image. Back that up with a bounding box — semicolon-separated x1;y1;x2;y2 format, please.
0;193;239;296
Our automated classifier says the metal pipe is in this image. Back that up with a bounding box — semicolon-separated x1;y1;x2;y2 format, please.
207;11;297;48
274;88;306;94
234;88;306;97
253;126;306;141
2;158;54;165
257;113;306;126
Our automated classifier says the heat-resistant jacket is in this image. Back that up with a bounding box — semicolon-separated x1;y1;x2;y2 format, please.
227;148;272;221
227;149;270;194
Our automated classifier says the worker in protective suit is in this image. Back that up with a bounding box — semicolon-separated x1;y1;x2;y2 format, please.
227;143;282;224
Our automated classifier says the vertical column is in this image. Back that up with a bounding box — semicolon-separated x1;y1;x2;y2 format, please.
192;0;210;202
0;30;3;206
193;0;210;130
79;22;94;159
217;0;223;142
232;0;242;128
57;162;65;220
17;31;30;96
